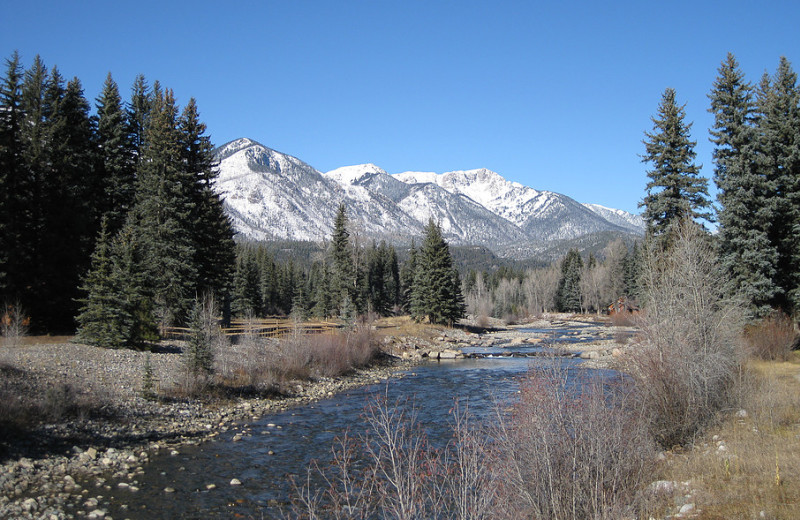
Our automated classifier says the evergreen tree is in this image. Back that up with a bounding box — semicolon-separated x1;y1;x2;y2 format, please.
399;241;417;313
179;98;235;311
756;58;800;315
185;296;215;377
329;204;357;317
0;52;25;300
95;72;136;233
77;221;157;348
130;88;197;328
640;88;713;237
556;249;583;312
39;76;99;329
709;53;779;317
310;261;332;318
128;74;151;158
76;219;128;348
232;249;262;317
411;219;465;325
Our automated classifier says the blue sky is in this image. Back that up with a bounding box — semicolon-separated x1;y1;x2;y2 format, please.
2;0;798;215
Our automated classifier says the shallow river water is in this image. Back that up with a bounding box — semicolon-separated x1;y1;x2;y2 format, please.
99;326;613;519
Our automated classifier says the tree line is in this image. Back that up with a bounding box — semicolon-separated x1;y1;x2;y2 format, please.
642;53;800;321
0;53;465;349
0;52;235;342
230;205;465;326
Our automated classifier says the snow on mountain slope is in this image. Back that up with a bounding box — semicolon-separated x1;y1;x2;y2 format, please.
214;138;645;255
393;168;638;241
582;203;645;233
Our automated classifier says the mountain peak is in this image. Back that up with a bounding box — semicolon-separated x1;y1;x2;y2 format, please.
325;163;387;185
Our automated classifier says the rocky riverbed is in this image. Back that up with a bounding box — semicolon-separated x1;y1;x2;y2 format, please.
0;314;633;519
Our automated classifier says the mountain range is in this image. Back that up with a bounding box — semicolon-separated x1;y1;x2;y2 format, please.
214;138;644;259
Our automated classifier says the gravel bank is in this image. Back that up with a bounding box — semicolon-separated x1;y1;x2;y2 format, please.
0;338;420;520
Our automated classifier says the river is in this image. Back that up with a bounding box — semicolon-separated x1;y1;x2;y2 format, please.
94;325;614;519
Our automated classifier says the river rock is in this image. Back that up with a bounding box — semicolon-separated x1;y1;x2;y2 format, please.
22;497;38;512
230;478;242;486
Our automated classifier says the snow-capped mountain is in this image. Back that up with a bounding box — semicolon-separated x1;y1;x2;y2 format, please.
214;138;644;257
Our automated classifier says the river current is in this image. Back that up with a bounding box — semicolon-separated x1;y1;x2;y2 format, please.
98;325;613;519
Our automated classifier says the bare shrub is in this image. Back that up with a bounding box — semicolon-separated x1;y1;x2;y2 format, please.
609;310;635;327
744;311;798;361
290;394;497;520
1;301;29;348
631;221;746;448
491;364;655;520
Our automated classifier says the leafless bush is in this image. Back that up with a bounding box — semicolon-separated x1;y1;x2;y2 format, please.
215;324;379;394
491;364;655;520
290;395;497;520
609;310;635;327
744;311;798;361
631;220;746;448
1;301;29;348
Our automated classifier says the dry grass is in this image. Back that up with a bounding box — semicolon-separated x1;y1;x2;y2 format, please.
212;325;381;396
745;312;799;361
654;354;800;519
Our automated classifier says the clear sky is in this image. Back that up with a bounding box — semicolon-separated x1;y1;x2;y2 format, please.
2;0;798;215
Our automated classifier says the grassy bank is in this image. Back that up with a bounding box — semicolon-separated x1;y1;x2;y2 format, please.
652;354;800;519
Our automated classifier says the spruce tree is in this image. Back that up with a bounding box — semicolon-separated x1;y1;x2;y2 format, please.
39;76;98;329
709;53;779;317
640;88;713;237
179;98;235;309
0;52;25;300
96;72;136;233
399;241;417;313
411;219;465;325
185;296;215;377
329;204;357;317
76;219;128;348
128;74;151;158
556;249;583;312
130;88;197;328
756;58;800;315
77;220;157;348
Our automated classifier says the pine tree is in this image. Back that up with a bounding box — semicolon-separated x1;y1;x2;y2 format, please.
640;88;713;237
127;74;151;158
96;72;136;233
76;219;128;348
0;52;25;300
411;219;465;325
179;98;235;309
329;204;357;317
185;296;215;377
709;53;779;317
756;57;800;315
557;249;583;312
130;89;197;328
399;241;417;313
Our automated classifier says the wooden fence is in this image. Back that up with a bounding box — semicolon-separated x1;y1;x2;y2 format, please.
162;318;341;340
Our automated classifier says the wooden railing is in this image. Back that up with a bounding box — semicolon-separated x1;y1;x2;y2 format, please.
162;318;341;339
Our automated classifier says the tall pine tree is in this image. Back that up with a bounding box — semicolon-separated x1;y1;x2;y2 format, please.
757;57;800;315
709;53;779;317
96;72;136;233
411;219;465;325
130;88;197;328
640;88;712;238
